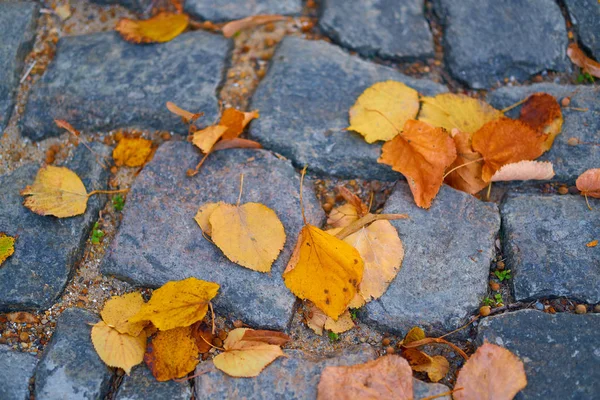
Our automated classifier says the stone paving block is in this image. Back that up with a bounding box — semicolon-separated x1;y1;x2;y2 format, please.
185;0;302;22
487;83;600;183
363;182;500;335
21;31;230;140
115;364;191;400
0;2;39;131
102;142;325;331
434;0;569;88
565;0;600;60
249;37;447;181
0;143;110;312
477;309;600;400
0;345;37;400
35;308;113;400
195;344;450;399
501;193;600;304
319;0;434;62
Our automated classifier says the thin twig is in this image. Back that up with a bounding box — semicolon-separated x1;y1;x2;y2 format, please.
20;61;36;83
300;166;308;225
402;337;469;360
236;174;245;207
486;182;492;201
438;316;479;339
443;158;484;179
173;369;210;382
334;213;408;240
87;188;129;198
501;97;528;113
585;193;593;211
209;301;216;335
198;331;224;351
189;151;212;176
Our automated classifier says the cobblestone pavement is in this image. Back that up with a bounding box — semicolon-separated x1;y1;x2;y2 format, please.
0;0;598;399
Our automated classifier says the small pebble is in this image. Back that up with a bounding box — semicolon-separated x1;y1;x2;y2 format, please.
385;346;395;354
19;332;29;342
567;137;579;146
218;329;227;341
322;203;333;213
575;304;587;314
489;282;500;291
496;261;505;270
534;301;544;311
381;337;391;346
479;306;491;317
594;304;600;313
561;97;571;107
557;186;569;195
212;338;223;347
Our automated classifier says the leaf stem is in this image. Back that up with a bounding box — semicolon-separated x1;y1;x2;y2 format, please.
237;174;245;207
442;157;484;179
87;188;129;198
334;213;408;240
189;150;212;176
402;337;469;360
501;97;528;113
486;182;492;201
585;193;593;211
300;166;308;225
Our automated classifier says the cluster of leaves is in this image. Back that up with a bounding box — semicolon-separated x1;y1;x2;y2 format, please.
91;277;290;380
348;81;565;208
115;9;286;44
91;222;104;244
317;341;527;400
112;194;125;212
167;102;261;176
494;269;512;282
483;294;504;307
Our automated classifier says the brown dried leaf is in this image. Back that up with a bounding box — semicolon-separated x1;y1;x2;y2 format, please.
190;322;214;354
212;138;262;151
454;342;527;400
567;43;600;78
491;161;555;182
221;15;286;38
519;93;563;151
144;326;199;381
7;312;38;324
444;129;487;195
317;355;413;400
242;329;290;346
403;349;449;383
220;108;259;140
576;168;600;199
166;102;203;124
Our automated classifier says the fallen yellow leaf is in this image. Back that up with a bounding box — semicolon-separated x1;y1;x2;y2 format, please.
100;292;147;337
113;137;153;167
586;240;598;248
403;348;449;382
283;225;364;320
116;12;189;44
130;277;219;331
0;233;15;267
192;125;228;154
419;93;503;134
208;202;286;273
348;81;419;143
305;302;354;335
21;166;89;218
194;201;223;236
213;328;286;378
145;326;199;381
91;320;147;375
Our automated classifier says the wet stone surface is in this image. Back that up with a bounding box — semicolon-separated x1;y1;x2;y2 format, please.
0;345;37;400
115;364;191;400
184;0;302;22
319;0;434;62
363;182;500;336
501;193;600;304
0;1;39;131
20;31;230;140
0;143;110;312
477;309;600;400
434;0;569;88
35;308;113;400
195;344;450;399
565;0;600;60
249;37;447;181
102;141;325;331
487;83;600;183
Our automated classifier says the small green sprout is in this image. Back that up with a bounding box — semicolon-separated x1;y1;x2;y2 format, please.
494;269;512;282
112;194;125;212
482;297;495;307
494;293;504;305
349;308;359;320
91;222;104;244
577;72;595;83
328;331;339;342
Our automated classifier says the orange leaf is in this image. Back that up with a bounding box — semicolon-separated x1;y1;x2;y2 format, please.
490;161;555;182
472;118;547;182
576;168;600;199
567;43;600;78
190;322;214;354
166;102;203;124
402;348;449;383
454;342;527;400
192;125;228;154
220;108;259;140
116;12;189;44
241;329;290;346
586;240;598;248
444;129;487;195
317;355;413;400
113;138;153;167
221;15;286;38
379;120;457;209
54;119;80;136
519;93;563;151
